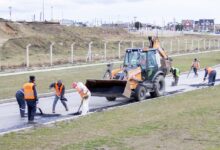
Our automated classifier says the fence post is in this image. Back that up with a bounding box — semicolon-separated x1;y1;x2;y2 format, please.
50;42;55;66
191;39;194;51
197;39;200;52
71;42;75;64
218;40;220;48
170;39;173;53
131;41;134;48
26;44;31;68
142;41;145;48
185;39;188;52
177;39;180;53
87;42;93;62
209;39;211;49
104;42;107;61
118;41;122;59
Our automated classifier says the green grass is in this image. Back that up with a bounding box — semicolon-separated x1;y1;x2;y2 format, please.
0;51;220;100
0;84;220;150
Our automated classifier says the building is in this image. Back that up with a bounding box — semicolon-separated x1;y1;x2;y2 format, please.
182;20;194;31
197;19;214;32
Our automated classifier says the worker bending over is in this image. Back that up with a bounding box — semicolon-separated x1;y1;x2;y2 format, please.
191;58;200;77
15;88;26;118
50;80;68;113
23;76;38;124
170;67;180;86
72;82;91;115
203;67;217;86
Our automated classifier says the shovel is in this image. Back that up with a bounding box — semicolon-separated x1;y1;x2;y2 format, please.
72;101;83;115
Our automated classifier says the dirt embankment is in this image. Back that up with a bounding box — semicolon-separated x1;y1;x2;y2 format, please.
0;21;138;69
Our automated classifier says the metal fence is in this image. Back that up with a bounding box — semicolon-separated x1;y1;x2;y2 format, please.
0;38;220;71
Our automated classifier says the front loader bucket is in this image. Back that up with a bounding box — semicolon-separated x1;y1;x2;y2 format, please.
86;79;131;98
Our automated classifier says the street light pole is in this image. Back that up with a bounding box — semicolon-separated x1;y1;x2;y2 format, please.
8;6;12;21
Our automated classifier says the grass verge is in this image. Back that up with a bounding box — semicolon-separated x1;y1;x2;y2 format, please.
0;84;220;150
0;51;220;100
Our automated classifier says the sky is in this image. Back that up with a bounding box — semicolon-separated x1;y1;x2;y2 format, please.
0;0;219;25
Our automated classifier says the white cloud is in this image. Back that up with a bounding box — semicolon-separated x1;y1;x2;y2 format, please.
0;0;219;24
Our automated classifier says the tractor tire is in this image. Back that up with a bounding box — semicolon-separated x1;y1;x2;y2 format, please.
106;97;116;101
150;75;165;98
134;85;147;101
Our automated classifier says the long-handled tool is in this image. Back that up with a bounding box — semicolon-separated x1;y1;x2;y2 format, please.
72;101;83;115
37;107;44;115
187;67;192;78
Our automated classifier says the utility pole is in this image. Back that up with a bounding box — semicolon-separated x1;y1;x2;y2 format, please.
42;0;45;21
51;6;53;21
8;6;12;21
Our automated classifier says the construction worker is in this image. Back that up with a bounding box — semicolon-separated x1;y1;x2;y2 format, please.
191;58;200;77
15;88;26;118
170;67;180;86
23;76;38;124
72;82;91;115
203;67;217;86
50;80;68;113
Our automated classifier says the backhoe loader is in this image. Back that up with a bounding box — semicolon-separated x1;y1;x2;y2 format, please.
86;37;172;101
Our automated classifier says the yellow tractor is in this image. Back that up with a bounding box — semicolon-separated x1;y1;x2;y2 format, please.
86;37;171;101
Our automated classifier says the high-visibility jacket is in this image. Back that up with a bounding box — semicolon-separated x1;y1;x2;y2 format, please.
172;67;180;77
23;83;35;100
76;87;88;99
55;83;64;96
192;61;200;69
206;67;214;75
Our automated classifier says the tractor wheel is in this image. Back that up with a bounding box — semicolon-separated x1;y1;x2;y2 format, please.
106;97;116;101
134;85;147;101
150;75;165;98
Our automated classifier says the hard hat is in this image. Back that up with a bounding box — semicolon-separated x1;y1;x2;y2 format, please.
72;82;77;88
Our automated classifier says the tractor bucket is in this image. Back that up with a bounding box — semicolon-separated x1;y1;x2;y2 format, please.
86;79;131;98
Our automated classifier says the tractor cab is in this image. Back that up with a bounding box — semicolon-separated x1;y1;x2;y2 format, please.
123;48;160;81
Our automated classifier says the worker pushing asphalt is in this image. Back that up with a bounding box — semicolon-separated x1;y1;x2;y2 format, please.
49;80;69;113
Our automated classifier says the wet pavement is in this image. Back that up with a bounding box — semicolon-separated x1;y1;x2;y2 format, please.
0;66;220;135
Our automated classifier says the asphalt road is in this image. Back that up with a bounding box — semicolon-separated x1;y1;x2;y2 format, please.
0;66;220;135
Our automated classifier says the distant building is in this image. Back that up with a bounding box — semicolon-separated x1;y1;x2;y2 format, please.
182;20;194;31
196;19;214;32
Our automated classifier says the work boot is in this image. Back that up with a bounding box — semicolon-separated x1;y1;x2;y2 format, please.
28;121;37;124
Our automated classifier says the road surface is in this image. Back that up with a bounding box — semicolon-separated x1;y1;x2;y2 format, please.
0;66;220;135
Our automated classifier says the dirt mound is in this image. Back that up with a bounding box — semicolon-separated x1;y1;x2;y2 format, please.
0;22;17;35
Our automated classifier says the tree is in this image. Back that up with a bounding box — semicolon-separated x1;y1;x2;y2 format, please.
134;21;143;30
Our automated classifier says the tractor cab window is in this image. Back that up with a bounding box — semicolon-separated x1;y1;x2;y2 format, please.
124;51;139;67
124;50;147;69
147;51;157;68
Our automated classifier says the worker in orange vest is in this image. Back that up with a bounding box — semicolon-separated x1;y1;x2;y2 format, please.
191;58;200;77
23;76;38;124
50;80;68;113
203;67;217;86
72;82;91;115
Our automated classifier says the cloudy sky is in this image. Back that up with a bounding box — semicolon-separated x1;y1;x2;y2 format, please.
0;0;219;25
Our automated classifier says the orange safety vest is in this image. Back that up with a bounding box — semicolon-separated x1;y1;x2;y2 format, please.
76;87;88;99
192;61;199;69
55;83;64;96
23;83;35;100
206;67;213;74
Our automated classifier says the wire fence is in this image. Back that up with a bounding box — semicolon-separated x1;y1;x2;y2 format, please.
0;38;220;71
